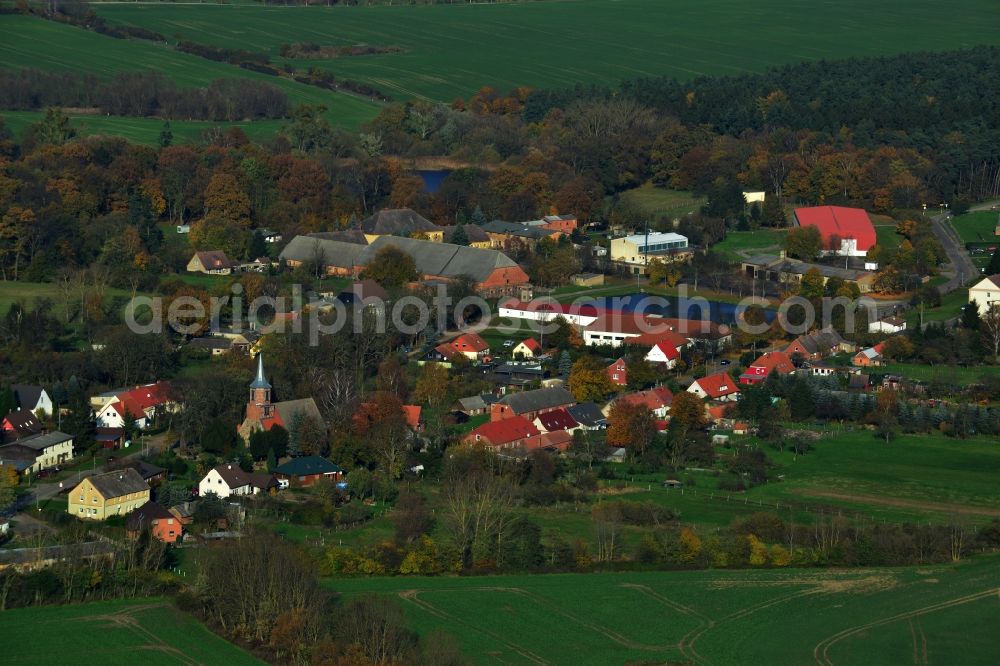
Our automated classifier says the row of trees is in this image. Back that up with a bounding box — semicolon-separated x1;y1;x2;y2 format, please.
0;69;289;121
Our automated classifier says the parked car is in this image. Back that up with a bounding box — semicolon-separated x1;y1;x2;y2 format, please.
503;340;515;347
720;359;731;366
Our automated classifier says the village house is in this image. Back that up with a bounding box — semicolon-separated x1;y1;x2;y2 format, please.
868;315;907;334
687;372;741;402
491;362;546;391
793;206;877;257
610;232;691;275
237;355;324;441
189;337;234;356
444;223;492;248
13;385;53;417
606;358;628;386
539;214;579;234
1;410;43;443
570;272;604;287
533;407;579;434
257;229;283;243
68;468;150;520
186;250;234;275
95;381;176;430
126;502;181;543
198;463;277;499
853;343;885;367
521;429;574;453
435;333;490;361
739;351;796;385
273;455;344;488
453;395;491;417
566;402;608;430
464;416;540;450
0;431;74;474
785;326;855;361
512;338;542;358
490;387;575;422
968;274;1000;316
481;220;565;250
607;386;674;419
95;427;126;450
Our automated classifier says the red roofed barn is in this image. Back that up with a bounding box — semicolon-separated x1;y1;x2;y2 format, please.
793;206;876;257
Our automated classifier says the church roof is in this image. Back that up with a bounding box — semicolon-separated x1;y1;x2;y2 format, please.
249;354;271;390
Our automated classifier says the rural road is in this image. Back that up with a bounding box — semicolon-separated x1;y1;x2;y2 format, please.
930;213;977;295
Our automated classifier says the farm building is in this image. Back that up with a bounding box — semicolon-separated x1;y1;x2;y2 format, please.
273;455;344;487
360;208;444;243
0;431;74;474
610;232;691;275
490;387;575;422
740;253;875;293
793;206;876;257
968;275;1000;316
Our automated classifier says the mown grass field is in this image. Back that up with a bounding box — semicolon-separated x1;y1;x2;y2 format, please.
620;183;704;221
0;14;380;137
950;211;1000;244
330;554;1000;665
95;0;1000;104
713;228;788;261
1;598;260;664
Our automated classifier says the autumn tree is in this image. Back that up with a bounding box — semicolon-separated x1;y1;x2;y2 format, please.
605;400;656;458
784;225;822;260
412;362;450;407
568;355;616;402
360;246;419;287
981;304;1000;362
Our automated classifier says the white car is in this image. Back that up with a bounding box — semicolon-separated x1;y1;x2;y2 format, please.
503;340;515;347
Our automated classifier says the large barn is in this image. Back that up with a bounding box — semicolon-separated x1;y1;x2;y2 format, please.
793;206;876;257
280;234;529;297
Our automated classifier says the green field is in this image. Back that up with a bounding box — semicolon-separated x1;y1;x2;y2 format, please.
0;14;380;137
713;228;788;261
330;554;1000;665
0;280;136;315
95;0;1000;104
904;286;968;327
950;211;1000;244
880;362;1000;384
1;598;260;664
620;183;704;221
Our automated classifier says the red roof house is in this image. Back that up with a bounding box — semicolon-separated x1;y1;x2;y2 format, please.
533;408;579;433
402;405;423;431
464;416;540;449
96;381;175;430
614;386;674;418
687;372;741;402
739;351;795;385
437;333;490;360
793;206;876;257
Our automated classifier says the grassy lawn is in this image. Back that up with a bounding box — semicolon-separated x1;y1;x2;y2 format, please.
620;184;704;220
1;598;260;664
879;362;1000;384
712;228;787;261
96;1;1000;104
0;14;380;132
875;224;903;251
950;211;999;244
328;554;1000;666
904;287;968;327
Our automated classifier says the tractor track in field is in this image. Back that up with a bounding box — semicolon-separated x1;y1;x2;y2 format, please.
812;588;999;666
619;583;713;663
71;603;199;666
398;589;551;666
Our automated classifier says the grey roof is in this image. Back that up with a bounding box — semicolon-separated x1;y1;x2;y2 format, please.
190;337;233;351
274;455;343;477
456;396;487;412
280;233;522;284
360;208;440;236
279;235;368;266
482;220;560;240
126;460;165;480
0;542;115;566
445;224;491;244
3;410;42;439
126;501;174;530
743;254;871;281
792;327;847;355
12;385;45;410
567;402;607;427
273;398;323;428
249;354;271;390
309;229;369;245
86;468;149;499
10;430;72;451
499;387;574;415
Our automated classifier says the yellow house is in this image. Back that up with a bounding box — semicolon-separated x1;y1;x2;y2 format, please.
68;468;150;520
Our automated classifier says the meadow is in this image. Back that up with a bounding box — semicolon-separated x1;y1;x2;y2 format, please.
950;211;999;244
620;183;704;221
0;14;380;135
330;554;1000;665
1;598;260;664
93;0;1000;104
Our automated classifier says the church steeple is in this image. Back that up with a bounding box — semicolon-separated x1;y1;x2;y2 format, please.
247;354;273;420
